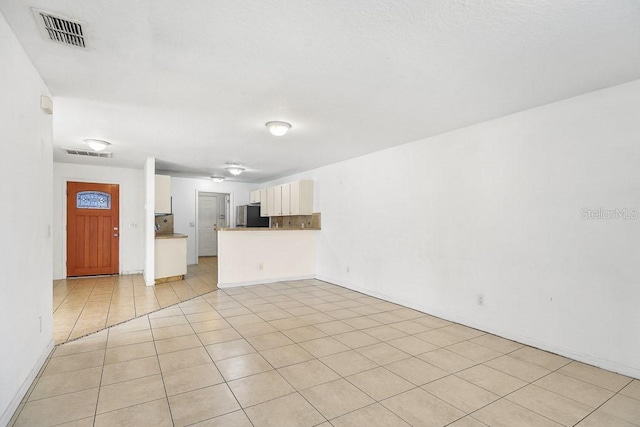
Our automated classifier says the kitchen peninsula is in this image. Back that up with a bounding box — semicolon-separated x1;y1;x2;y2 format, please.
218;179;320;287
217;220;320;287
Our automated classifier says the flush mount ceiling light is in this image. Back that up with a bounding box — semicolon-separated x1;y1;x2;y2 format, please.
211;176;225;183
84;139;110;152
266;121;291;137
225;163;245;176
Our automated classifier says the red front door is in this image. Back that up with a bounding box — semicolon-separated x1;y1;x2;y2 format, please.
66;182;120;277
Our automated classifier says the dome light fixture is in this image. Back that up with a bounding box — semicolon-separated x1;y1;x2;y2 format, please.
211;176;225;183
266;121;291;137
225;164;245;176
85;139;111;152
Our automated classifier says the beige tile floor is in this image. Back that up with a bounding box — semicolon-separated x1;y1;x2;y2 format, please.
52;257;218;344
12;278;639;426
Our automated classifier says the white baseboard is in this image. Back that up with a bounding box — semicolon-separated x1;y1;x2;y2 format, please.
218;275;315;288
316;275;640;380
1;339;54;427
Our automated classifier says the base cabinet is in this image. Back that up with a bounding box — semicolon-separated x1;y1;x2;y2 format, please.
155;237;187;280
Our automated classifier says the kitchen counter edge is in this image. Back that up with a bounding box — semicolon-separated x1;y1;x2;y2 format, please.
218;227;320;231
155;233;188;239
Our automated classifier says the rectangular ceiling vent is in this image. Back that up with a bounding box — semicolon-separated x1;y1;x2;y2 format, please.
62;148;112;158
32;9;87;48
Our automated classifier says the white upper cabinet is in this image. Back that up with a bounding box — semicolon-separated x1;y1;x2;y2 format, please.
281;183;290;216
266;186;277;216
260;188;268;217
155;174;171;214
289;180;313;215
273;185;283;216
250;190;261;204
253;180;313;217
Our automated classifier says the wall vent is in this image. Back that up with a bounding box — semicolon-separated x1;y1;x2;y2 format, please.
32;9;87;48
62;148;112;158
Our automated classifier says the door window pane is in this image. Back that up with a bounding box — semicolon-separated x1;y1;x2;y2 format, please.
76;191;111;209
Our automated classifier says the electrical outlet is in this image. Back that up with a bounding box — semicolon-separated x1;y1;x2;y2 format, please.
259;263;264;270
477;294;484;306
39;316;42;333
346;266;350;273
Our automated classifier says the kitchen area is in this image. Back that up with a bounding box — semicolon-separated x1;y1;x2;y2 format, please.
153;174;321;288
218;179;322;287
154;174;188;283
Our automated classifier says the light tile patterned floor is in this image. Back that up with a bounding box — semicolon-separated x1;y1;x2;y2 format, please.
52;257;218;343
13;278;639;426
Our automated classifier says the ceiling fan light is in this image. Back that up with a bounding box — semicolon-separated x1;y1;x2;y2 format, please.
85;139;110;152
266;121;291;137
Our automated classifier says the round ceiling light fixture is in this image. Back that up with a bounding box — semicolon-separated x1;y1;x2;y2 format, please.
211;176;225;183
266;121;291;137
225;164;245;176
85;139;111;152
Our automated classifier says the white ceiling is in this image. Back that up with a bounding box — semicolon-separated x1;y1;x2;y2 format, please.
2;0;640;182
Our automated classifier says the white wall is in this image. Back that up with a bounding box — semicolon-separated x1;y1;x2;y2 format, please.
170;177;255;265
52;163;145;279
0;13;54;425
144;158;155;286
264;80;640;379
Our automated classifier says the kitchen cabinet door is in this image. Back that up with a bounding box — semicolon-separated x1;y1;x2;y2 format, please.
155;175;171;214
281;184;291;216
155;237;187;279
250;190;261;204
266;186;278;216
260;188;268;217
290;180;314;215
273;185;283;216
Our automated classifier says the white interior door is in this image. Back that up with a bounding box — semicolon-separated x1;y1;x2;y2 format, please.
198;193;218;256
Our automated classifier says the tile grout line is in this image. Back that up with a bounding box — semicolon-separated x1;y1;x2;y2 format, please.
148;312;178;427
62;280;98;344
43;277;639;426
205;287;331;425
100;278;118;339
91;327;109;426
460;349;604;426
187;290;261;426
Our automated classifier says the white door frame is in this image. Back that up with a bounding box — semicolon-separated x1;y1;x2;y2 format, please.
195;190;232;263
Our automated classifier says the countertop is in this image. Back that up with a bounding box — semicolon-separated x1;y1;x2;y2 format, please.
155;233;188;239
218;227;320;231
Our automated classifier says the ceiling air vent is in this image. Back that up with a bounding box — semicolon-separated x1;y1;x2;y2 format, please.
62;148;112;158
32;9;87;48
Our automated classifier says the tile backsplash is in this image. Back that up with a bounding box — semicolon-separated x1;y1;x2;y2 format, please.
155;214;174;234
270;213;321;229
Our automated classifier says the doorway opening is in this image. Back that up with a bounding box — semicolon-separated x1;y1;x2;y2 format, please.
66;181;120;277
196;191;230;260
